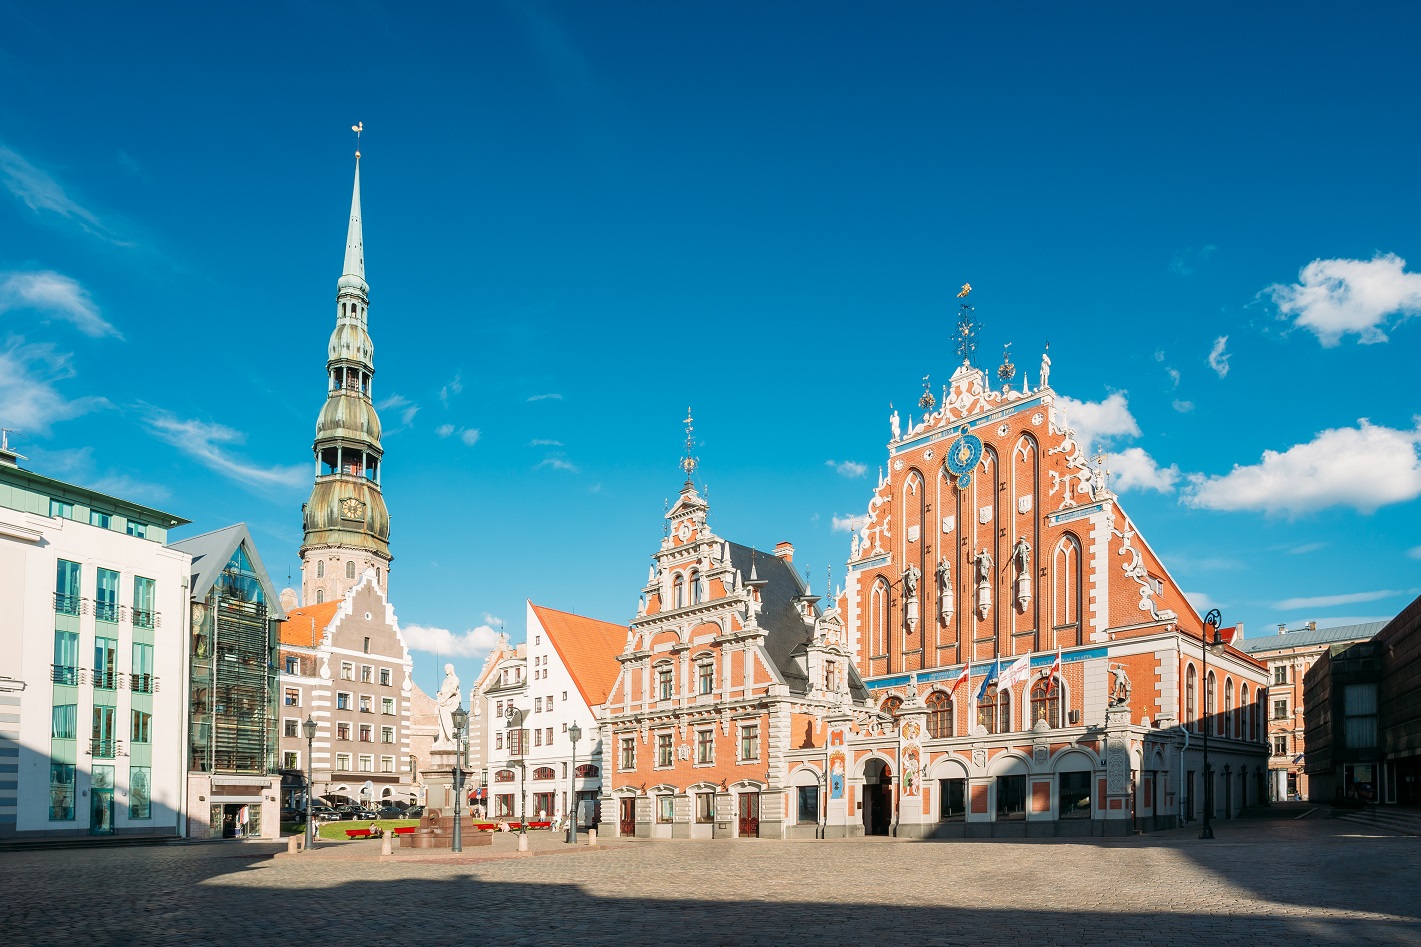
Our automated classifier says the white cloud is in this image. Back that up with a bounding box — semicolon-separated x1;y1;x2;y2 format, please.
1166;368;1181;387
527;393;563;402
1181;419;1421;515
435;424;455;438
439;373;463;407
1053;392;1140;452
402;622;502;659
0;144;127;244
1109;446;1180;493
1183;591;1224;614
536;454;580;473
1267;253;1421;347
0;337;108;434
376;394;418;429
460;428;481;446
832;513;868;533
140;408;306;490
1207;336;1230;378
1409;546;1421;560
1272;589;1406;611
1172;399;1194;413
0;270;120;338
1286;542;1327;555
826;459;868;478
529;438;563;447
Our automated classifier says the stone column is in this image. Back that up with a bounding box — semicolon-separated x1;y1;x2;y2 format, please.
895;704;929;838
1102;706;1134;836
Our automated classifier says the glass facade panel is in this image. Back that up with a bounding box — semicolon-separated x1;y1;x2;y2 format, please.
94;637;118;689
48;763;76;820
1058;770;1092;818
129;767;151;819
55;559;81;614
797;785;819;823
53;631;79;683
132;576;155;627
996;774;1027;819
51;704;76;739
132;709;152;743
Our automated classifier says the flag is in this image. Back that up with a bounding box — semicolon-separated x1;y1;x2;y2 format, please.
948;663;970;698
976;659;1000;700
998;654;1031;690
1045;650;1063;695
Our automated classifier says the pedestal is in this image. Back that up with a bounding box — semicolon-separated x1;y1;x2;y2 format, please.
421;748;460;814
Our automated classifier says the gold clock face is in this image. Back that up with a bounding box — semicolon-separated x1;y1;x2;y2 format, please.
340;496;366;520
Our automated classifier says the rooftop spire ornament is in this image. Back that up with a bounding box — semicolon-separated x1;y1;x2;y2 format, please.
918;375;936;411
351;121;363;157
681;407;698;485
955;284;980;366
997;343;1016;392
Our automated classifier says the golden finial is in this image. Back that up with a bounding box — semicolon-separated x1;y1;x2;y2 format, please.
351;121;364;158
957;282;972;298
918;375;936;411
681;408;698;483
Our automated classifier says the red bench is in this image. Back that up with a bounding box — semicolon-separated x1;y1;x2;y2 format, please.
344;828;376;839
392;826;415;836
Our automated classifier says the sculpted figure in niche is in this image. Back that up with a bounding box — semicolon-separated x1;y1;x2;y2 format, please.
936;557;953;623
434;663;462;749
902;563;922;632
1012;538;1033;613
1109;662;1132;707
975;550;993;618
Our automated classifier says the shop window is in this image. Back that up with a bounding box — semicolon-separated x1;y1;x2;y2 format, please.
1058;771;1091;819
996;774;1027;819
797;785;819;824
696;792;715;823
939;778;966;821
657;795;675;823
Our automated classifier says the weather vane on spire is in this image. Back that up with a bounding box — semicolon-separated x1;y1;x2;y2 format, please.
351;121;364;158
997;343;1016;391
955;282;979;366
681;407;699;484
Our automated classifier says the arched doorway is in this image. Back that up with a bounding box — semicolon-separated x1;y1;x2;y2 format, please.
862;758;893;836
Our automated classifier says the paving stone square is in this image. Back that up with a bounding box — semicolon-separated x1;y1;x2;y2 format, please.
2;817;1417;946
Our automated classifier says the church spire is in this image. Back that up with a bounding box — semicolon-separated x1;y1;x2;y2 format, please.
299;141;392;607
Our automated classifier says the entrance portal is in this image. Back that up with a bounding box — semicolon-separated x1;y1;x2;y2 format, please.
737;792;760;837
619;796;635;837
862;759;893;836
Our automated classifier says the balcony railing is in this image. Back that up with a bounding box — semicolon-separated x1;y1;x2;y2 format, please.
53;593;82;616
131;608;155;629
51;665;79;685
90;739;118;759
92;669;118;690
130;673;157;694
94;601;120;623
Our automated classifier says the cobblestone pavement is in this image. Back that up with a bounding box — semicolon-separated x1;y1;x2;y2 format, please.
2;817;1418;946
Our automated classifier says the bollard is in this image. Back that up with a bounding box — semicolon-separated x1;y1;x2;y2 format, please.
287;836;301;855
517;832;529;852
587;828;597;847
380;832;393;856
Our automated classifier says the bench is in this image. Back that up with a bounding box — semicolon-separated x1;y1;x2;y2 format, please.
392;826;415;836
344;828;376;839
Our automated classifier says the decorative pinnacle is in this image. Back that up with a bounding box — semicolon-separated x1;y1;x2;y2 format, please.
351;121;363;157
681;407;698;484
997;343;1016;390
918;375;936;411
955;288;979;365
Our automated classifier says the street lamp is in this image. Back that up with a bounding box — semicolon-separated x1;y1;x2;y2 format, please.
506;705;528;846
567;722;582;844
302;715;318;852
451;705;469;853
1199;609;1226;840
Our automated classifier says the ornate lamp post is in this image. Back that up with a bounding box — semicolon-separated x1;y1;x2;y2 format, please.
451;706;468;853
567;721;582;844
302;715;318;852
506;705;529;848
1199;609;1225;840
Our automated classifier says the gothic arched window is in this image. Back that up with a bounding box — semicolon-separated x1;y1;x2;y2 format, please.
1030;677;1061;728
689;569;701;604
881;696;902;719
316;589;325;604
673;575;685;609
1224;677;1235;738
869;578;891;664
927;691;953;739
316;560;325;579
1206;671;1218;735
1240;683;1251;741
346;560;356;580
1052;533;1083;647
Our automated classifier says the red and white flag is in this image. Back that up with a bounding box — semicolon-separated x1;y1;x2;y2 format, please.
1045;650;1063;694
948;663;969;698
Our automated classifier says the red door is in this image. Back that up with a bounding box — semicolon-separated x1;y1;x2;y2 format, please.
619;797;635;837
738;792;760;837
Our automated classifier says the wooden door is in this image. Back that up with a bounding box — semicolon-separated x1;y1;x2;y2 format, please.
737;792;760;837
619;796;635;836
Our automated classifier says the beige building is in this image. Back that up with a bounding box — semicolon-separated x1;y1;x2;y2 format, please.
276;573;416;809
1240;620;1386;801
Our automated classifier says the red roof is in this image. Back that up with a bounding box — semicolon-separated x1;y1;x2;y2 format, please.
529;602;627;708
278;601;341;647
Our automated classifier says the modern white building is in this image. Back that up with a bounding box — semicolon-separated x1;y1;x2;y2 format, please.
477;603;623;827
0;436;191;839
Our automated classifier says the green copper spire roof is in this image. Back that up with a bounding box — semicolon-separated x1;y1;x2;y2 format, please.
338;155;366;295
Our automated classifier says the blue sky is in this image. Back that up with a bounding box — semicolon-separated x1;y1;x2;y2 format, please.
2;2;1419;696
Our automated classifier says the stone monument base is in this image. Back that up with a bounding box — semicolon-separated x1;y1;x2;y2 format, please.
400;807;491;849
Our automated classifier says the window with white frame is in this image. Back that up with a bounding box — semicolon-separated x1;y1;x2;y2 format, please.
381;756;395;773
739;724;759;761
696;791;715;823
698;661;714;695
1273;698;1288;720
657;794;674;822
1273;664;1288;685
361;665;373;683
1272;735;1288;756
358;754;374;772
282;751;299;770
360;695;372;713
382;697;395;715
696;729;714;764
657;733;673;767
381;726;394;743
380;667;392;686
337;692;351;710
620;737;635;770
341;662;355;681
335;753;352;771
284;718;299;738
658;666;673;700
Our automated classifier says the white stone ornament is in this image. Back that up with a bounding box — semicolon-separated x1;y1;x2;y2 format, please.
1031;412;1044;426
941;515;955;534
978;505;993;524
997;423;1009;437
1018;496;1033;515
893;459;904;471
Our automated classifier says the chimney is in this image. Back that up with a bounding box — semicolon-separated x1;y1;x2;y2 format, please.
1277;624;1287;635
1307;620;1317;632
774;541;794;563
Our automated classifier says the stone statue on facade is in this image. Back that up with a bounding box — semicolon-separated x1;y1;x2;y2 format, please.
975;550;993;618
1109;662;1132;707
936;557;953;623
1012;537;1032;613
890;405;901;441
434;663;461;750
902;563;921;633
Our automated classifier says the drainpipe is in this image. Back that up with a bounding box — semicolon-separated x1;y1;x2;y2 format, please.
821;721;830;840
1173;725;1190;826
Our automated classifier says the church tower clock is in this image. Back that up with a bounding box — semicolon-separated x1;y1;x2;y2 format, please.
298;148;392;605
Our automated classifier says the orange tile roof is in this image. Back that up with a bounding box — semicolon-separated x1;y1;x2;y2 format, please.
278;601;341;647
530;602;627;708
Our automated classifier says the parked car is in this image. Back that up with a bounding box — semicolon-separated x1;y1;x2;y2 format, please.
377;806;407;819
405;805;425;819
280;807;303;823
308;805;339;821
